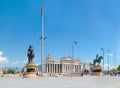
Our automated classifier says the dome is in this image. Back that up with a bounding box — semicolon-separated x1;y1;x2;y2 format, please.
46;54;52;59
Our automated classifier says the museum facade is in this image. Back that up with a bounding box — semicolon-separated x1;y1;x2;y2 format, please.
39;55;90;74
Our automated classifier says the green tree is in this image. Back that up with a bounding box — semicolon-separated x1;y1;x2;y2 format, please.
117;65;120;71
7;69;14;74
3;70;7;74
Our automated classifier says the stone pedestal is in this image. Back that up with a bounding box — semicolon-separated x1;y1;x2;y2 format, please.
22;63;38;78
90;66;102;76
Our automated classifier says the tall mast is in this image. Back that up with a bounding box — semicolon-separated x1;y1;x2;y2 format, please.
41;5;45;77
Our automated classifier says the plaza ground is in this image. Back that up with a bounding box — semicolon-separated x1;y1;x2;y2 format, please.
0;76;120;88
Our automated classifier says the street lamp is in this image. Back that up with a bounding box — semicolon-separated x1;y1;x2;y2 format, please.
101;48;104;73
114;53;116;69
107;50;109;73
71;40;77;77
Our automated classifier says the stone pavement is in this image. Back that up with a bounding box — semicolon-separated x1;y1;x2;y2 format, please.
0;76;120;88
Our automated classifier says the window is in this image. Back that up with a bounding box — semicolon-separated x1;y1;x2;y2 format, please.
27;68;35;72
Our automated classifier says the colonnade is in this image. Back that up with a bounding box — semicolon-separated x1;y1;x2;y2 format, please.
44;63;81;74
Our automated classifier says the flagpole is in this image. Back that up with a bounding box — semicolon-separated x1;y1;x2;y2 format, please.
41;5;45;77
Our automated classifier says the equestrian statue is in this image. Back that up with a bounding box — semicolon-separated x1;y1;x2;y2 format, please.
93;54;103;66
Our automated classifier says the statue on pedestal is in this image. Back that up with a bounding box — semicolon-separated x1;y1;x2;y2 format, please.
90;54;103;76
27;45;34;63
22;45;38;78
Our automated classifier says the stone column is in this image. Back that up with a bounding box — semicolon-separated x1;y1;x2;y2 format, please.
52;64;53;73
50;64;51;73
44;64;46;73
66;64;67;73
69;64;70;73
49;64;51;73
65;64;66;73
64;64;66;73
56;64;57;73
50;64;52;73
51;64;53;73
79;65;81;72
57;64;59;73
55;64;56;73
59;64;60;73
76;65;77;73
69;64;71;73
48;64;50;73
62;64;64;73
67;64;68;73
68;64;69;73
74;65;75;73
67;64;69;73
77;65;79;73
54;63;55;73
66;64;68;73
58;64;59;73
77;65;78;73
46;64;48;73
78;65;80;73
65;64;67;73
75;65;76;73
50;64;53;73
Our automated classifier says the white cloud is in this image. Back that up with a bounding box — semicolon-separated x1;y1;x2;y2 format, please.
12;61;20;66
0;51;8;64
109;54;113;56
0;52;3;56
104;64;116;70
104;64;110;68
107;53;113;56
36;63;40;66
22;58;27;64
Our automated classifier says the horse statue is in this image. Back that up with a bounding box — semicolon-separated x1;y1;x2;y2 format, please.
93;54;103;66
27;45;35;63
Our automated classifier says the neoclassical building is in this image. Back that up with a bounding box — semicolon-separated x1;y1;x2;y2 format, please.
39;55;90;74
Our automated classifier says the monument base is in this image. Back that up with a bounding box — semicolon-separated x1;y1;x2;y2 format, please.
90;66;102;76
22;63;38;78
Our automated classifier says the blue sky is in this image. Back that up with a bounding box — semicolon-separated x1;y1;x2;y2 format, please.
0;0;120;70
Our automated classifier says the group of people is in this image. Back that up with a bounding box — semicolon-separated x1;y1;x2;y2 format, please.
104;71;120;76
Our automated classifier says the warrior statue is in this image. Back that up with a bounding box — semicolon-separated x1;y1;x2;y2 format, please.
93;54;103;66
27;45;35;63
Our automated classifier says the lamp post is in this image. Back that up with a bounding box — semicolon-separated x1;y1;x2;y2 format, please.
71;41;77;77
114;53;116;69
107;50;109;73
101;48;104;73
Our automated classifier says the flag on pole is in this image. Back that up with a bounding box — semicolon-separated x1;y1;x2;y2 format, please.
41;5;44;16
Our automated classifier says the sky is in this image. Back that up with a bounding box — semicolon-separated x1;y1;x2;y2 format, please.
0;0;120;70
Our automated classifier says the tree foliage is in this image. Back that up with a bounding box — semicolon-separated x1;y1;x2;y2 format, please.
3;68;14;74
7;69;14;74
117;65;120;71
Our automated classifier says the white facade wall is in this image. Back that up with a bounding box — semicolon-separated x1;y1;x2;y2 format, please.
41;56;90;74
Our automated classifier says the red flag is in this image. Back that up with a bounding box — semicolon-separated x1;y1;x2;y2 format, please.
41;5;44;16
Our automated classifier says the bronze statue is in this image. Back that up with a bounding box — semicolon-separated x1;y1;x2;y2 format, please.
93;54;103;66
27;45;35;63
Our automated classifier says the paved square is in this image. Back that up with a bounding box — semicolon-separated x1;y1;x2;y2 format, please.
0;76;120;88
